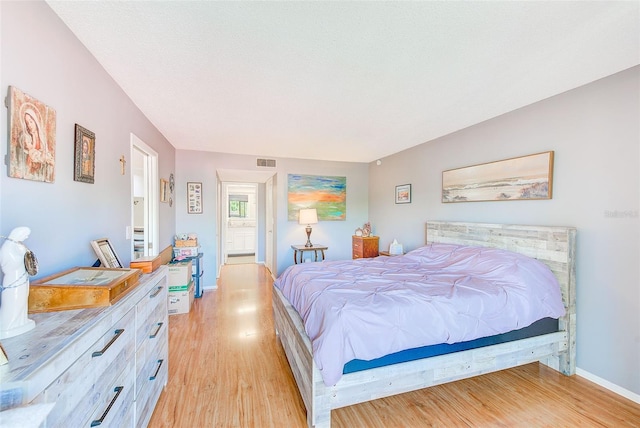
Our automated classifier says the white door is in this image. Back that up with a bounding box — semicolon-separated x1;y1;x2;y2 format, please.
265;175;275;275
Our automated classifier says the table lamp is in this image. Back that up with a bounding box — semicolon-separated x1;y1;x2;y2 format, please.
299;208;318;247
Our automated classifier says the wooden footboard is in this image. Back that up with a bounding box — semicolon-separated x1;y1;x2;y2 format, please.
273;285;331;427
273;221;577;428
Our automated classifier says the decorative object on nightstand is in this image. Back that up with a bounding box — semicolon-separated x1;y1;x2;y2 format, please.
299;208;318;247
389;239;404;255
352;235;379;259
362;222;372;237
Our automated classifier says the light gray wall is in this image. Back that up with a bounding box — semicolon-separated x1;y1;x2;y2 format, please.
0;1;176;278
369;66;640;395
175;150;369;285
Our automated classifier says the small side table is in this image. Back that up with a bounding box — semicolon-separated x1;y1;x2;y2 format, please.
291;245;328;264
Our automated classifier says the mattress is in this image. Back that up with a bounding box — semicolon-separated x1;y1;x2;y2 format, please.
343;317;558;374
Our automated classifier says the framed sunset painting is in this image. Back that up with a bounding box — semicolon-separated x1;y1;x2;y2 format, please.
287;174;346;221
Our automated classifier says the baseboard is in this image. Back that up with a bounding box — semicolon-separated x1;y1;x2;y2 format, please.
576;367;640;404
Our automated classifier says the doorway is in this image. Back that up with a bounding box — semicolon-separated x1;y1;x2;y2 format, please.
216;169;276;278
224;182;258;264
130;134;159;259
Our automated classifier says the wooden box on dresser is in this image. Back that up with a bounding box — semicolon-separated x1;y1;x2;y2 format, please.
0;266;168;427
352;235;379;259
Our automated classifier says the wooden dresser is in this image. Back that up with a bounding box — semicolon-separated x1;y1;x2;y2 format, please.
0;266;168;427
352;236;379;259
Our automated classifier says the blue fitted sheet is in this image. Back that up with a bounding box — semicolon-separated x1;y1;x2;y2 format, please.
343;317;558;374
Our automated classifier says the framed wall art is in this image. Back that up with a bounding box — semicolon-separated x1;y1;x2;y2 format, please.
187;182;203;214
395;184;411;204
90;238;123;268
287;174;346;221
7;86;57;183
160;178;169;203
442;151;554;203
74;124;95;183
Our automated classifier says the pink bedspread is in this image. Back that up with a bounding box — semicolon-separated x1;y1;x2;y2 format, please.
274;243;565;386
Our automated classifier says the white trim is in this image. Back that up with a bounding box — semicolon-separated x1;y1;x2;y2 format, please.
130;134;159;257
576;368;640;404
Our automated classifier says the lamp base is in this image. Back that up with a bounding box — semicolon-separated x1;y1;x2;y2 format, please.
305;226;313;247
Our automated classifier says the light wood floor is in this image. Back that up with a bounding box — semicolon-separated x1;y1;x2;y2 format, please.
149;263;640;427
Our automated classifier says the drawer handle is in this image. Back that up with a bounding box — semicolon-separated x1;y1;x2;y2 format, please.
149;322;164;339
92;329;124;358
90;386;123;427
150;359;164;381
150;285;164;298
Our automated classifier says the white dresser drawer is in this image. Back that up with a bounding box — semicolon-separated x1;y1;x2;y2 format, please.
85;361;135;428
40;308;135;427
135;340;168;427
134;275;168;427
135;283;167;351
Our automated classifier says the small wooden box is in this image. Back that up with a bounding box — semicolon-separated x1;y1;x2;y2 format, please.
130;255;160;274
130;245;173;273
174;239;197;247
28;267;141;313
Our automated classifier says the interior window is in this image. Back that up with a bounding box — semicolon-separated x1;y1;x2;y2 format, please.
229;195;248;218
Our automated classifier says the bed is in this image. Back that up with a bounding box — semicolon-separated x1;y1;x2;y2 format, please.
272;221;576;428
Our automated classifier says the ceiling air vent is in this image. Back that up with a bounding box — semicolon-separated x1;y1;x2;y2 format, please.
257;158;276;167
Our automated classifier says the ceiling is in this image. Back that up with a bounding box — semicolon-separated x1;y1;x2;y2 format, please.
46;1;639;163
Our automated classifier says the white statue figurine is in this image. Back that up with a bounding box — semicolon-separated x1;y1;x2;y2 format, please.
0;227;36;339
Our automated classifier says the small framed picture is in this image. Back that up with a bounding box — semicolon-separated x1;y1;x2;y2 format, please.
74;124;95;183
187;181;203;214
90;238;123;268
160;178;169;202
395;184;411;204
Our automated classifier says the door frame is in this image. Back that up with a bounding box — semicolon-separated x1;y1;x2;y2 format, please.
130;134;159;258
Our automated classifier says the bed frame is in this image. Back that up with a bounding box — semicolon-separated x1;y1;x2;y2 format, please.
273;221;576;428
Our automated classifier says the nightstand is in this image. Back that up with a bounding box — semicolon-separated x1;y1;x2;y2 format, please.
291;245;328;264
379;250;404;256
352;236;379;259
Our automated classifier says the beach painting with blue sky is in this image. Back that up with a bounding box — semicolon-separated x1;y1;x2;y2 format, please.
442;151;553;203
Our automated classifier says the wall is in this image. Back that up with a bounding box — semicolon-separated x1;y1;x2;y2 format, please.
369;66;640;397
175;150;369;286
0;1;176;278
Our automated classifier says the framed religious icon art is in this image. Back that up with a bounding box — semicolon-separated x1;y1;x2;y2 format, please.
7;86;57;183
74;124;95;183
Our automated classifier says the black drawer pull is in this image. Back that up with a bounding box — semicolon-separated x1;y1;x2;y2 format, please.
92;329;124;358
149;322;164;339
90;386;123;427
150;285;164;298
150;359;164;381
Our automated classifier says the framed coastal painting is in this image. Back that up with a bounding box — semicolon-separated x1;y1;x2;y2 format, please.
287;174;346;221
74;124;95;183
442;151;554;203
7;86;56;183
395;184;411;204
